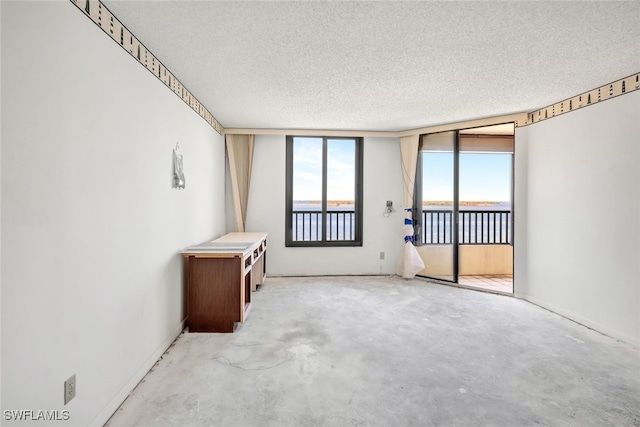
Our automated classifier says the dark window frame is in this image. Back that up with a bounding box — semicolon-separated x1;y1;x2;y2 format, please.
285;135;363;247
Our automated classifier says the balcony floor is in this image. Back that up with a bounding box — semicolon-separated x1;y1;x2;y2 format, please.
459;274;513;294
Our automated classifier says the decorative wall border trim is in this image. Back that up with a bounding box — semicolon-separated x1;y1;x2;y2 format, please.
70;0;224;135
517;73;640;127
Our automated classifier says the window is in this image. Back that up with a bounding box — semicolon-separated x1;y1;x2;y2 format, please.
285;136;363;247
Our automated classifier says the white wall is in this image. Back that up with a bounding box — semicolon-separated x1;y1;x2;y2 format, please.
417;245;513;276
514;90;640;347
1;2;226;426
247;135;404;276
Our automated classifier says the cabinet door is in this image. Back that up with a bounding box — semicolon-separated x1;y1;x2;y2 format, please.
188;256;241;333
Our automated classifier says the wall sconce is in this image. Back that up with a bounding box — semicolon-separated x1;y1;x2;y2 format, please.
173;143;185;189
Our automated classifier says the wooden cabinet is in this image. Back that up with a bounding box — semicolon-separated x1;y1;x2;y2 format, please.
182;232;267;333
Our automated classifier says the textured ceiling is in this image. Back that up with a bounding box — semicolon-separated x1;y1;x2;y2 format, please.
102;1;640;132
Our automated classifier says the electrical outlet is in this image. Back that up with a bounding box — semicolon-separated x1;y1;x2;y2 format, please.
64;374;76;405
379;251;385;260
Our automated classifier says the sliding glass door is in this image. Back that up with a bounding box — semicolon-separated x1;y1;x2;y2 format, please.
415;123;515;293
414;131;458;282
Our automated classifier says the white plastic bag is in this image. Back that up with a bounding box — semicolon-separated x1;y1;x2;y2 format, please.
397;241;425;279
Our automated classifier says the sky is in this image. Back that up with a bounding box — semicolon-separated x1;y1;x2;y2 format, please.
422;152;512;202
292;138;511;203
293;137;355;201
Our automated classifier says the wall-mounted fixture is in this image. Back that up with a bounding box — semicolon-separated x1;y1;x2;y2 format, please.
173;143;185;189
383;200;395;217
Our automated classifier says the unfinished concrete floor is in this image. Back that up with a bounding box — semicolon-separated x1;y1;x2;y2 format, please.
106;276;640;426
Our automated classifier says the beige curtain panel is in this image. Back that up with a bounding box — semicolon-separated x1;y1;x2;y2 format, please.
226;134;255;232
397;135;425;278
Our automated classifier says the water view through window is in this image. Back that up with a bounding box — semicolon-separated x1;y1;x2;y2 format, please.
287;136;362;245
422;151;512;245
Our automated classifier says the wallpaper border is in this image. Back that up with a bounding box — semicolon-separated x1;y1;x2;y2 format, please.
70;0;224;135
517;73;640;127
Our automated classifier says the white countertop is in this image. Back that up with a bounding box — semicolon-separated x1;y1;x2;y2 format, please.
182;232;267;255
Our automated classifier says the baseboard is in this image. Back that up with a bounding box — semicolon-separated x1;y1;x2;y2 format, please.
517;294;639;348
90;318;187;427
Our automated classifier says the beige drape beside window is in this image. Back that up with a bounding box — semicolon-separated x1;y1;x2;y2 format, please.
397;135;425;278
226;134;255;232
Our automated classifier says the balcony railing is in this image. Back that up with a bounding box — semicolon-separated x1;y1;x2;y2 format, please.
291;209;510;245
421;210;511;245
292;210;355;241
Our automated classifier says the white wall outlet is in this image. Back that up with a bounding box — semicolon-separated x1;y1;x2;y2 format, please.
64;374;76;405
379;251;385;260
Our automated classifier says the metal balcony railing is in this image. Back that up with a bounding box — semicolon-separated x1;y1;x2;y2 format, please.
292;210;355;241
421;210;511;245
291;209;511;245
